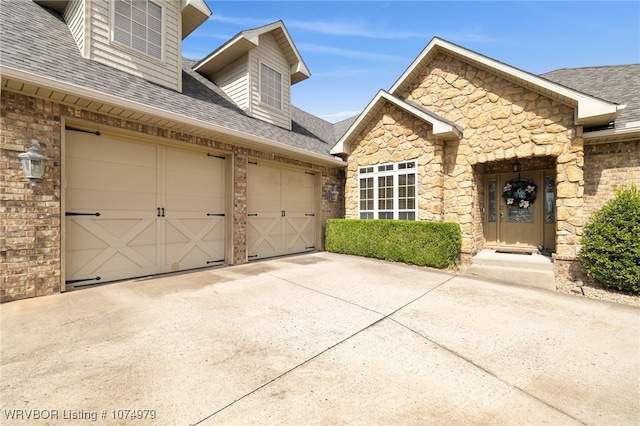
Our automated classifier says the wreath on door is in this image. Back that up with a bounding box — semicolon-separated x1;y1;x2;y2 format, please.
502;179;537;208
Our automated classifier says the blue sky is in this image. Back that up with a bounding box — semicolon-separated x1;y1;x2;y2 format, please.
182;1;640;123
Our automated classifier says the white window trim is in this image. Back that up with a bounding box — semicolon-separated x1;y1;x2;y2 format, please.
259;61;283;111
358;160;418;220
110;0;166;62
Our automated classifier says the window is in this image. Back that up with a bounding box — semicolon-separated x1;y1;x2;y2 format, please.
113;0;163;59
358;161;417;220
260;63;283;110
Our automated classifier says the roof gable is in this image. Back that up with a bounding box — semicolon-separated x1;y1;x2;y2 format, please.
194;20;310;84
390;37;623;129
330;90;462;156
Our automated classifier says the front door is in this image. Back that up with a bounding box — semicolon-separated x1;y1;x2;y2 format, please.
484;170;554;249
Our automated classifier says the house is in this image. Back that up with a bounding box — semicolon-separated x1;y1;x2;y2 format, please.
331;37;639;285
2;2;638;303
0;0;347;302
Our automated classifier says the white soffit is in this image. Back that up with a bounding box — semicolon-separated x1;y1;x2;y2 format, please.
330;90;461;156
389;37;622;128
181;0;212;39
1;66;344;167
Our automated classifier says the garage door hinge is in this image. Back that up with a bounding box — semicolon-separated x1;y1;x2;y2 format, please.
249;161;258;165
207;153;226;160
207;213;225;217
305;213;314;217
305;172;315;175
248;254;258;259
66;212;101;217
206;259;224;264
305;246;315;250
248;213;258;217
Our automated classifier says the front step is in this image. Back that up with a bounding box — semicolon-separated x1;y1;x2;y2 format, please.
462;249;555;290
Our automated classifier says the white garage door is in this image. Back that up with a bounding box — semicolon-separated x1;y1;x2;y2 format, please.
247;162;316;260
65;130;226;288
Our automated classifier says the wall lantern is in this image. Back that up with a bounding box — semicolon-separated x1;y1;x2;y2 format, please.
18;139;48;186
327;185;339;203
511;157;522;173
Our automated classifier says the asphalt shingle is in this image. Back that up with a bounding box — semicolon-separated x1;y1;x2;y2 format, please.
0;0;340;157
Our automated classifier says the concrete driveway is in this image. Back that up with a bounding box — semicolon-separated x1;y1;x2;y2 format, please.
2;252;638;425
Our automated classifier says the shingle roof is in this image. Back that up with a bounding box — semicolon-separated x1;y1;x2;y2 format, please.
541;65;640;129
0;0;339;158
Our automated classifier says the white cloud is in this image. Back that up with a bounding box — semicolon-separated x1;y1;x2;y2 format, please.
297;43;409;62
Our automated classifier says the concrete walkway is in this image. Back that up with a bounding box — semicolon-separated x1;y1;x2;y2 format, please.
1;252;638;425
461;249;556;290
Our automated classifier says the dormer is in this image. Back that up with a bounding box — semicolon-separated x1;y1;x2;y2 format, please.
34;0;211;92
193;21;310;131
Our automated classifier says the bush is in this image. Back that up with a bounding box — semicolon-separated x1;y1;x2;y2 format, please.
325;219;461;269
579;184;640;294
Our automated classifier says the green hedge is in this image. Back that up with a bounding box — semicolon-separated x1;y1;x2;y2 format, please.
325;219;461;268
579;184;640;294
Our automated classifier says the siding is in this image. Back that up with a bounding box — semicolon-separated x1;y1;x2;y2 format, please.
64;0;85;55
87;0;182;92
248;33;292;130
214;56;250;112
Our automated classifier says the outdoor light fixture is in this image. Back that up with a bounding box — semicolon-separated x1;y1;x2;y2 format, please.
19;139;48;186
327;185;339;203
511;157;522;173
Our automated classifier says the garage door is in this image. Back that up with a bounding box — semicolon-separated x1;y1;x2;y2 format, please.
65;130;226;288
247;162;316;260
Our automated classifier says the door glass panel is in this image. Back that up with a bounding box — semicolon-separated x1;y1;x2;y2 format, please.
545;176;555;223
507;204;533;222
488;180;497;222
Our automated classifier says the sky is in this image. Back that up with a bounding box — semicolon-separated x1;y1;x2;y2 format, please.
182;1;640;123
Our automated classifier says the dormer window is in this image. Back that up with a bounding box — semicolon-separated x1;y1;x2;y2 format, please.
113;0;163;60
260;63;282;110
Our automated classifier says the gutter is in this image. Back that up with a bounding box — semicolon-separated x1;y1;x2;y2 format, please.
583;121;640;143
0;65;345;167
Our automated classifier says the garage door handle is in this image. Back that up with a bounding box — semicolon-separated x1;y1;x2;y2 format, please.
157;207;165;217
66;212;100;217
207;213;225;217
248;213;258;217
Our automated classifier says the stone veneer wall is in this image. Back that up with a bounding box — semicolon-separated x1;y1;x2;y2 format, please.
345;105;445;222
344;53;587;274
399;54;580;262
1;91;344;302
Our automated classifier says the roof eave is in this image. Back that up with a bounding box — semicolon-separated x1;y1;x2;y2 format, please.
194;21;310;83
33;0;68;14
1;65;344;167
389;37;622;128
330;90;461;156
584;120;640;144
181;0;212;40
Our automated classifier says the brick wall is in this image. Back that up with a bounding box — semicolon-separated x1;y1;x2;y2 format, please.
583;140;640;219
1;93;62;301
1;92;345;302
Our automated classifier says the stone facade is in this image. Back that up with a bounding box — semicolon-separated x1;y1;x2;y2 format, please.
345;53;591;278
0;91;345;302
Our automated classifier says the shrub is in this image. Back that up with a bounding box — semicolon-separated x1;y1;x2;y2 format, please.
325;219;461;269
579;184;640;294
